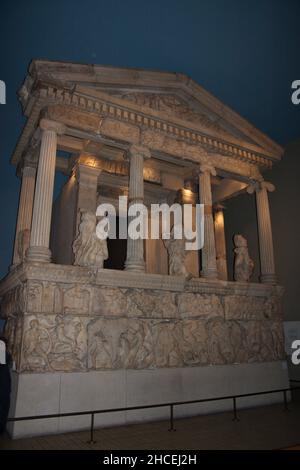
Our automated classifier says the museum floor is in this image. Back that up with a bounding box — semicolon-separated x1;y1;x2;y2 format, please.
1;402;300;450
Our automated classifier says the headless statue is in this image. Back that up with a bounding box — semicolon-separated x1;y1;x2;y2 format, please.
73;211;108;268
233;234;254;282
164;225;190;277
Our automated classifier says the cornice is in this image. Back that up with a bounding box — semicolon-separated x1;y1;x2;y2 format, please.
0;262;284;297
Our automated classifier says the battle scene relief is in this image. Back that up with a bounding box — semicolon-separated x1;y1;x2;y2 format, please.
2;280;285;373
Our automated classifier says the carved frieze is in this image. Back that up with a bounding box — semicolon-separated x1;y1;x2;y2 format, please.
47;104;102;132
84;315;285;370
26;281;61;314
126;290;178;318
100;118;140;143
63;286;91;315
92;287;127;316
224;295;282;320
1;273;285;373
141;129;208;162
21;314;88;372
177;293;223;319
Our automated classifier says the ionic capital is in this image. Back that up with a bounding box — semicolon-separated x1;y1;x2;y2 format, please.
40;118;66;135
128;144;151;161
16;154;37;178
199;163;216;177
246;181;258;194
247;180;275;194
23;150;38;167
260;181;275;192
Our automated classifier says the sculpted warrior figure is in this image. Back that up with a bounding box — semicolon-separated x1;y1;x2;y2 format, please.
233;234;254;282
23;319;51;370
89;330;113;369
73;211;108;268
163;225;189;277
53;314;74;354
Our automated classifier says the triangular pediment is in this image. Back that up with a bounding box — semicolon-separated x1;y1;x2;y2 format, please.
101;90;256;145
106;91;230;133
20;60;283;160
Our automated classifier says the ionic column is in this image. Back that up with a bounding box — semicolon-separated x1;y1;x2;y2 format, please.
12;164;36;265
248;180;276;284
214;204;228;281
199;164;218;279
27;119;65;262
74;160;102;232
125;144;151;272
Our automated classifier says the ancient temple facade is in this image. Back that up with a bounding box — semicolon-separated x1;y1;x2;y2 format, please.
0;60;288;437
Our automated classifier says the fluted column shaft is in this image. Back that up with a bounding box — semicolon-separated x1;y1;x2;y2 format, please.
255;182;276;284
214;205;228;280
125;145;150;272
27;119;65;262
199;164;218;279
12;165;36;265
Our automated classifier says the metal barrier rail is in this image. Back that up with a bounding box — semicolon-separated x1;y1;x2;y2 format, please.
7;385;300;444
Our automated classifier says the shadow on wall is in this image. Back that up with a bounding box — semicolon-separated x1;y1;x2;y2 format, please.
225;138;300;321
265;139;300;321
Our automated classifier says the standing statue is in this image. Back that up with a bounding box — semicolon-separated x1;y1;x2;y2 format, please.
233;234;254;282
73;211;108;268
163;225;189;277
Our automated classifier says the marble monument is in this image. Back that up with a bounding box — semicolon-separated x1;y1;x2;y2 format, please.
0;60;288;437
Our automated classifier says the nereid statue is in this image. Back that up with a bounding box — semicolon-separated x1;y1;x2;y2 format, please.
233;234;254;282
73;211;108;268
164;225;190;277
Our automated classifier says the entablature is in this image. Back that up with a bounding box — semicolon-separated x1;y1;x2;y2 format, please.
13;82;277;182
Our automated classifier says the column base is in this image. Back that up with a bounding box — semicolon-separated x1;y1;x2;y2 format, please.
125;258;146;273
200;269;218;280
26;246;52;263
260;273;277;284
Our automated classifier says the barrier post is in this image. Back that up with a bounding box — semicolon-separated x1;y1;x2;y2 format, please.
168;404;176;432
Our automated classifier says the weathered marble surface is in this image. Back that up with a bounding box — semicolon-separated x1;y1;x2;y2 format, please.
164;226;190;277
73;211;108;268
233;234;254;282
1;266;285;373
